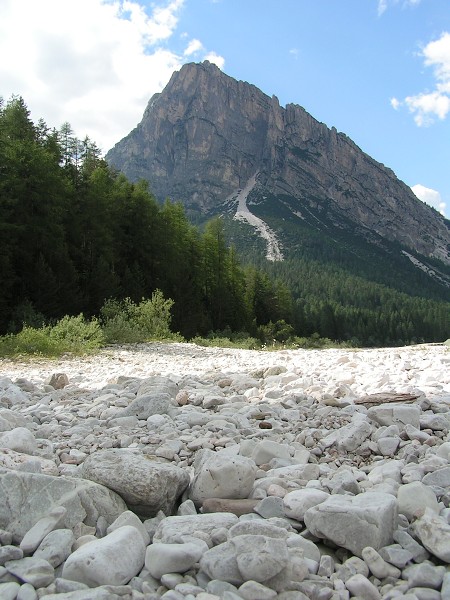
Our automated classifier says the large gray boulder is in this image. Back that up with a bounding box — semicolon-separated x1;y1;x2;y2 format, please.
0;468;127;543
81;449;190;517
62;525;146;587
304;492;398;557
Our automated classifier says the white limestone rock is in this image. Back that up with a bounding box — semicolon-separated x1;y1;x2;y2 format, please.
367;404;421;429
20;506;67;554
412;507;450;563
397;481;439;521
0;469;127;543
153;513;238;544
0;427;38;455
145;542;204;579
282;489;329;522
33;528;75;567
304;492;398;557
81;448;190;517
62;525;146;587
189;449;257;506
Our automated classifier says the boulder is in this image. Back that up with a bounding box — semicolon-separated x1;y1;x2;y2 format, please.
304;492;398;557
189;449;257;507
0;468;127;542
62;525;146;587
81;449;190;517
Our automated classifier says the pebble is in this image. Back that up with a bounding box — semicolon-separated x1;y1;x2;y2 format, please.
0;341;448;598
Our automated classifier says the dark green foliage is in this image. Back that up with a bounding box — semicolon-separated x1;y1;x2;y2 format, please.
0;97;289;340
1;96;448;347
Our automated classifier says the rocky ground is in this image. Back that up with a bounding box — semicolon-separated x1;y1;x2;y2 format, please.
0;342;449;600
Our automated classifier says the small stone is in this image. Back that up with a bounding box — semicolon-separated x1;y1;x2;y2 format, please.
345;573;381;600
202;498;258;517
20;506;67;554
47;373;69;389
361;546;401;579
4;557;55;587
238;580;277;599
145;542;204;579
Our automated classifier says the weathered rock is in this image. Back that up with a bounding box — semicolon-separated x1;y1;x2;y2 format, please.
412;507;450;563
304;492;398;557
0;469;127;543
62;525;146;587
282;489;329;522
145;542;204;579
153;513;238;544
189;449;257;507
201;498;259;516
81;449;190;517
4;556;55;587
397;481;439;521
20;506;67;554
0;427;38;455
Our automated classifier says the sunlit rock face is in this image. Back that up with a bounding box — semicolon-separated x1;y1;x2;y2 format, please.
107;61;450;265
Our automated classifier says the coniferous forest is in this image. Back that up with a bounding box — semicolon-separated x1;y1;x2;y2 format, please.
1;96;449;346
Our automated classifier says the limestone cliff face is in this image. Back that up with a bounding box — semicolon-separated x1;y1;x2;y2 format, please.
106;61;450;265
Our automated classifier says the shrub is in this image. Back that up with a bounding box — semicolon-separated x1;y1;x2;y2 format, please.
49;314;104;353
100;291;180;344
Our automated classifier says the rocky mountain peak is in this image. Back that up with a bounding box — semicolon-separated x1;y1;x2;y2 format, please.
106;61;450;267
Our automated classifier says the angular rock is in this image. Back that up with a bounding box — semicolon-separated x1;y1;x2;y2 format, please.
33;529;75;567
367;404;420;429
5;556;54;587
282;489;329;522
81;449;190;517
201;498;259;517
62;525;146;587
0;469;127;543
20;506;67;554
304;492;398;557
189;449;256;507
153;513;238;544
412;507;450;563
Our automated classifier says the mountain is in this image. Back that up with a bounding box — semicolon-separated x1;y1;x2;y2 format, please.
106;61;450;299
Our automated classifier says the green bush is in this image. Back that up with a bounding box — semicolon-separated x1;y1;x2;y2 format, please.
49;314;104;353
0;315;103;358
100;291;181;344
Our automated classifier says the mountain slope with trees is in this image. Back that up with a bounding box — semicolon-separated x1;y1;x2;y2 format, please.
1;95;449;346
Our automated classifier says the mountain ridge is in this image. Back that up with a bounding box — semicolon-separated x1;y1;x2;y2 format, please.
106;61;450;284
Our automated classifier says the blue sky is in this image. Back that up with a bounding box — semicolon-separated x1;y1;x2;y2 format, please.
1;0;449;216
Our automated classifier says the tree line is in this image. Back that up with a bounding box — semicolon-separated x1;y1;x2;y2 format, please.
0;96;292;340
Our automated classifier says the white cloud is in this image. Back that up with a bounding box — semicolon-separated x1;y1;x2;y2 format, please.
0;0;221;154
184;38;204;56
390;97;401;110
378;0;421;17
412;184;447;216
203;52;225;69
393;31;450;126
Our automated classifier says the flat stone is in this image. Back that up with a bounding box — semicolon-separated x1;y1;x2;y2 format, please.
367;404;420;429
202;498;259;516
20;506;67;554
33;529;75;567
345;573;381;600
0;546;23;566
250;441;292;466
422;466;450;488
5;557;54;587
153;513;238;544
283;489;329;522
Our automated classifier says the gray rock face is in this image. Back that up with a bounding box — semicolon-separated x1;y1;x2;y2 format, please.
81;449;190;517
106;61;450;266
